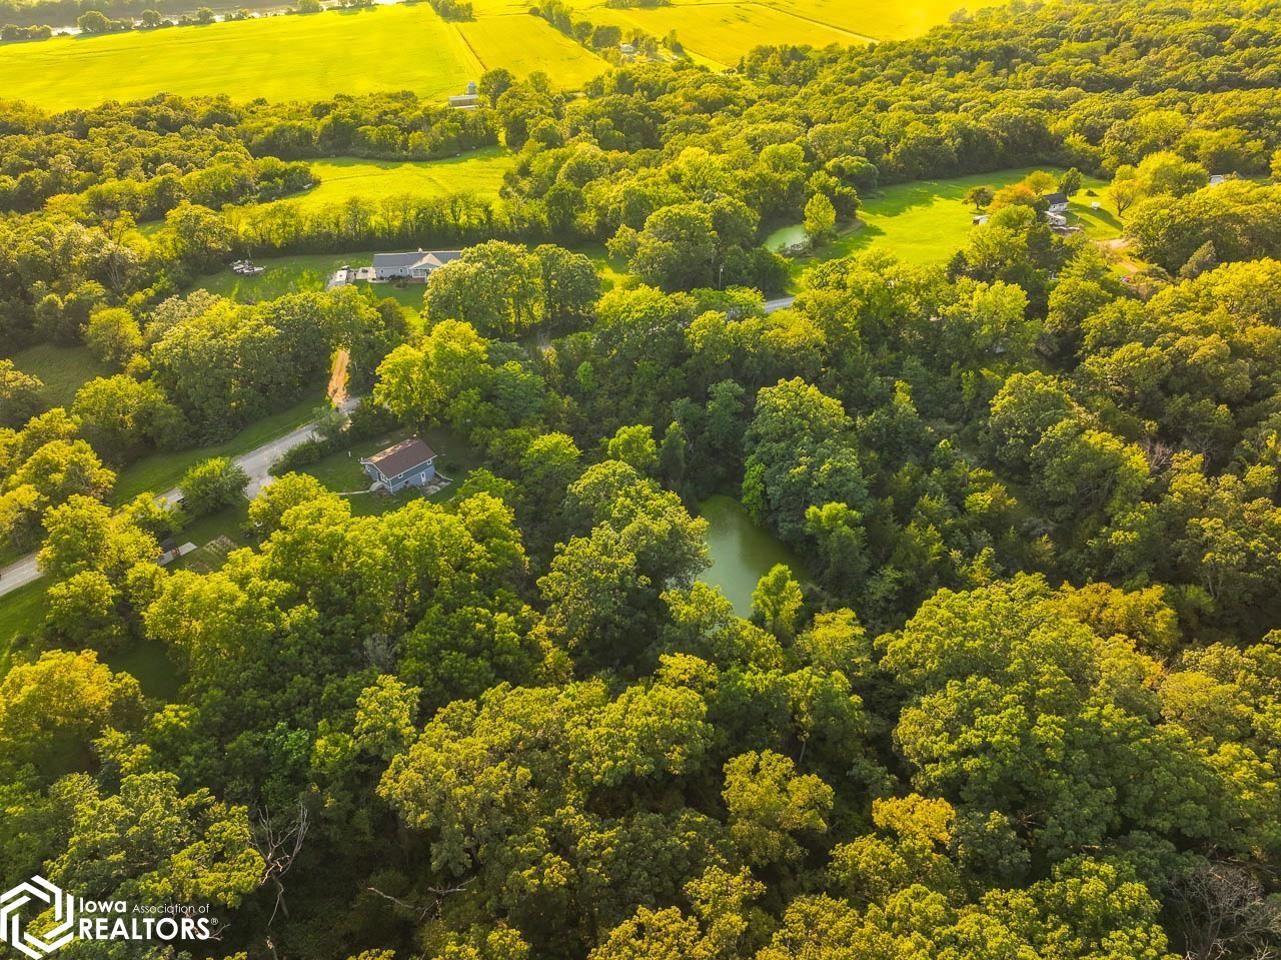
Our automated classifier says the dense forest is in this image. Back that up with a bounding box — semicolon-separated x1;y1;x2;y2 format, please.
3;0;1281;958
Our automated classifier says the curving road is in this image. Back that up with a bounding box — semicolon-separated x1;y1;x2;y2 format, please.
0;398;358;599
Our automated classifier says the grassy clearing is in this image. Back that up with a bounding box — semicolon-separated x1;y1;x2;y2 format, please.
192;250;425;318
0;5;479;110
300;424;479;513
111;392;324;504
780;168;1116;278
456;14;609;84
10;343;113;411
193;239;624;310
586;2;862;66
104;638;182;700
271;148;516;213
0;580;46;671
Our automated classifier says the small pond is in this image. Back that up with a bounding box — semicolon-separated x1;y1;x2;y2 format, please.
697;495;808;616
763;222;807;252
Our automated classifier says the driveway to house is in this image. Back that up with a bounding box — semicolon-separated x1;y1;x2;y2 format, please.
0;398;360;599
0;554;39;598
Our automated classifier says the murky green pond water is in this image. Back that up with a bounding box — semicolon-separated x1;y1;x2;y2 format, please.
697;494;808;616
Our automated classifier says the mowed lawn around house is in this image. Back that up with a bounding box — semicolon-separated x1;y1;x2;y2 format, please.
300;425;481;514
778;168;1118;278
9;343;113;411
271;149;516;213
193;250;428;320
0;6;483;110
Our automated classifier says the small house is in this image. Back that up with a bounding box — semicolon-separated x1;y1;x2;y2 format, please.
1044;192;1069;213
1208;174;1228;186
371;249;462;282
619;42;636;55
361;437;437;493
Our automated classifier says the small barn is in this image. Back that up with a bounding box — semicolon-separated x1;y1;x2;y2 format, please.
361;437;437;493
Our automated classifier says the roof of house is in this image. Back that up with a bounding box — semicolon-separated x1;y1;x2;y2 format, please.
1044;191;1069;205
363;437;436;477
371;250;463;272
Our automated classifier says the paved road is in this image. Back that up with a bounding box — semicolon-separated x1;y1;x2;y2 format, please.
765;295;797;313
0;399;358;599
0;554;39;597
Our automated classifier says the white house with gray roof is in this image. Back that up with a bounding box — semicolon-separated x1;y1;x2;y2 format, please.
371;249;462;282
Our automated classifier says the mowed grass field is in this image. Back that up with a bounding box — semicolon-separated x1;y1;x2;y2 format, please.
0;4;605;110
272;148;515;213
775;168;1118;276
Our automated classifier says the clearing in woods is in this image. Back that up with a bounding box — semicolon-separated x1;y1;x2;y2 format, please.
263;149;516;213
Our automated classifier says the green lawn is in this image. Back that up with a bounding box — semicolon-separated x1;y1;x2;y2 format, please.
104;638;182;701
111;392;324;504
300;425;480;514
0;579;47;671
268;148;516;214
193;240;626;312
780;167;1117;280
192;250;426;319
9;343;113;411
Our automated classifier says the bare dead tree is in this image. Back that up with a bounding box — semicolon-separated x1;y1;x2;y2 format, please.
1174;860;1281;960
366;878;471;924
252;802;311;928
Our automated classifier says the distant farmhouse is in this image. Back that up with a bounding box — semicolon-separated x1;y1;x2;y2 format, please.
361;437;437;494
371;249;462;282
1044;191;1069;213
449;81;482;110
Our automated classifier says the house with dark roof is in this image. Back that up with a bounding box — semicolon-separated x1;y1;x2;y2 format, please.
360;437;437;493
1044;191;1069;213
371;249;462;282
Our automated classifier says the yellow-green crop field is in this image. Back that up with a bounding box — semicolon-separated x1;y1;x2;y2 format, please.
757;0;966;42
587;2;866;66
457;14;608;84
573;0;965;66
0;0;962;111
0;4;603;110
268;148;516;213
